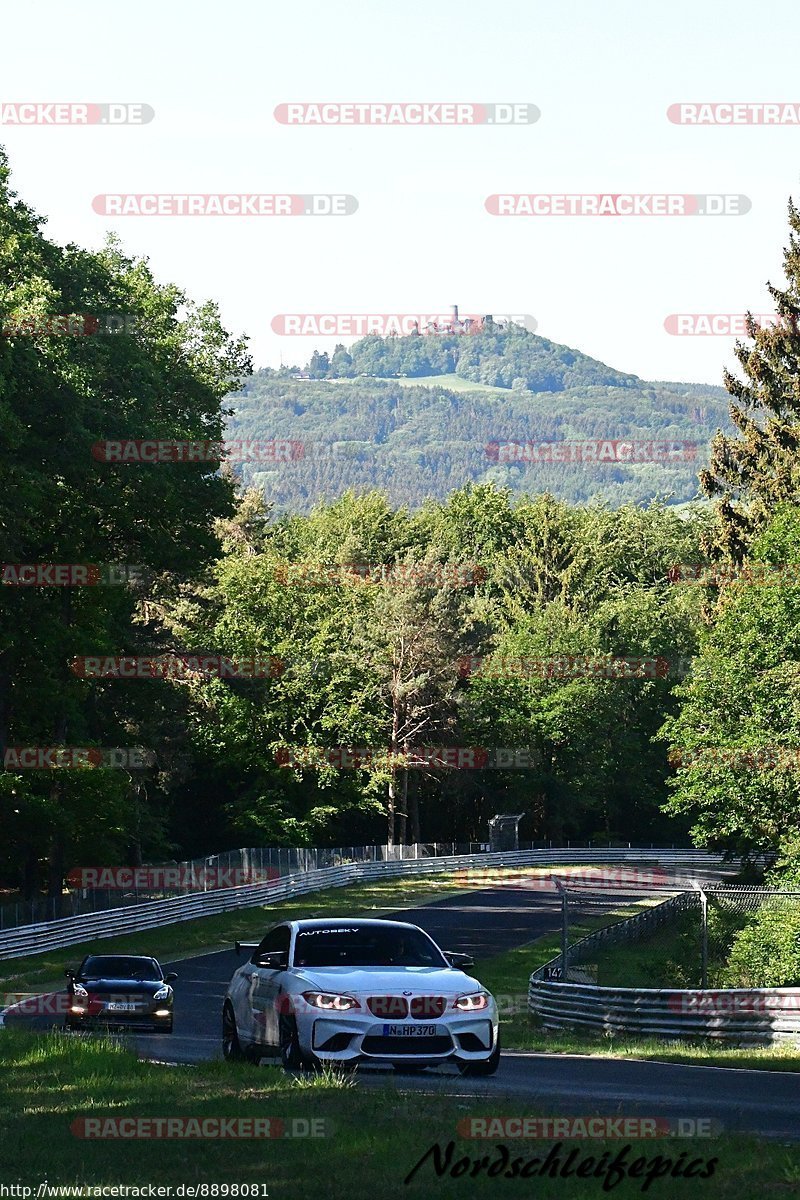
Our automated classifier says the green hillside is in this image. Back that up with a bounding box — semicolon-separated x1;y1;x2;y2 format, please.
226;327;731;512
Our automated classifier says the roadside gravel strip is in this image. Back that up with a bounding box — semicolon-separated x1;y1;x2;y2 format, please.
9;869;796;1142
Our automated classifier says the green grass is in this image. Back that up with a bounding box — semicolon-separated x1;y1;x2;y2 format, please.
396;372;511;394
0;1029;797;1197
589;905;752;990
313;372;510;394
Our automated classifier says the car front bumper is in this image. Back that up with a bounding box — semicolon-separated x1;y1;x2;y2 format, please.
67;1003;173;1030
303;1013;497;1064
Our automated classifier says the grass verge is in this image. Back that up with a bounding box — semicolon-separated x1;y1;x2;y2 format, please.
0;1029;797;1198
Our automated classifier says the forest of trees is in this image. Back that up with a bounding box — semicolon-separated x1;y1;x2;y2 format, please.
228;372;731;512
4;143;800;898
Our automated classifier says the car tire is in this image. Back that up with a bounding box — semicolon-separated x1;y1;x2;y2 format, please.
222;1003;244;1061
457;1037;500;1077
278;1014;315;1072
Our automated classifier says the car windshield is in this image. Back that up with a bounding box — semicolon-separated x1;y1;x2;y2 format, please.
292;926;447;968
79;956;162;981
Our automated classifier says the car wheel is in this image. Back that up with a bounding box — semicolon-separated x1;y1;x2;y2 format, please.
458;1037;500;1077
222;1003;244;1061
278;1014;314;1071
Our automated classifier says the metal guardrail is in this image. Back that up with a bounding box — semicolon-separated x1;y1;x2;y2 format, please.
0;848;727;960
528;979;800;1042
1;839;689;929
528;887;800;1043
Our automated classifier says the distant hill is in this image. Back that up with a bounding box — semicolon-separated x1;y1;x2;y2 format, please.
226;325;732;512
298;323;641;392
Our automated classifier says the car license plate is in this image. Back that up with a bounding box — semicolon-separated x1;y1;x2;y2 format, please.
382;1023;436;1036
106;1002;137;1012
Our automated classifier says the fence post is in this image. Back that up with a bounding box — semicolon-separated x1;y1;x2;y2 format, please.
700;889;708;989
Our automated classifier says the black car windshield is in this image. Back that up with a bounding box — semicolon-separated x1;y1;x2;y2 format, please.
78;956;162;981
292;926;447;968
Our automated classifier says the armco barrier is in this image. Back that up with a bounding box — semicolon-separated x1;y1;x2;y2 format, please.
528;889;800;1044
528;979;800;1043
0;848;727;960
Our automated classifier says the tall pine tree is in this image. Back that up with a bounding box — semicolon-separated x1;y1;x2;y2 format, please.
700;200;800;562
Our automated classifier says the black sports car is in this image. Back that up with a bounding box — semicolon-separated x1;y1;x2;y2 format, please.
64;954;177;1032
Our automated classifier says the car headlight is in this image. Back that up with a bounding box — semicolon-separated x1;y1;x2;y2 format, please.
72;983;88;999
301;991;360;1011
153;985;171;1002
453;992;489;1011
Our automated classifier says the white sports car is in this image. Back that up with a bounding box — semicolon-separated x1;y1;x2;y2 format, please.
222;917;500;1074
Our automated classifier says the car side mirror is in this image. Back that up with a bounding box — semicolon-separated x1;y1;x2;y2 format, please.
235;941;259;956
253;951;288;970
65;968;74;979
444;951;475;969
164;972;178;983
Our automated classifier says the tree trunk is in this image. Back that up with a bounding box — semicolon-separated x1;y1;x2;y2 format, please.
396;767;408;846
47;592;71;913
408;774;420;845
387;670;402;847
387;774;396;847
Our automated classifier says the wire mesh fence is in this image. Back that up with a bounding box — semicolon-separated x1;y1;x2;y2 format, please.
547;880;800;989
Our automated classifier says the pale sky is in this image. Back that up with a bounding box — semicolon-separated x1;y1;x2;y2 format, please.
2;0;799;385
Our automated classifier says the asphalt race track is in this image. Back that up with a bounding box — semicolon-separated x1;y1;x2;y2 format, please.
6;869;800;1141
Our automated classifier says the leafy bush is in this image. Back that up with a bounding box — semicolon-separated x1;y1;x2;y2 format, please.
722;900;800;988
